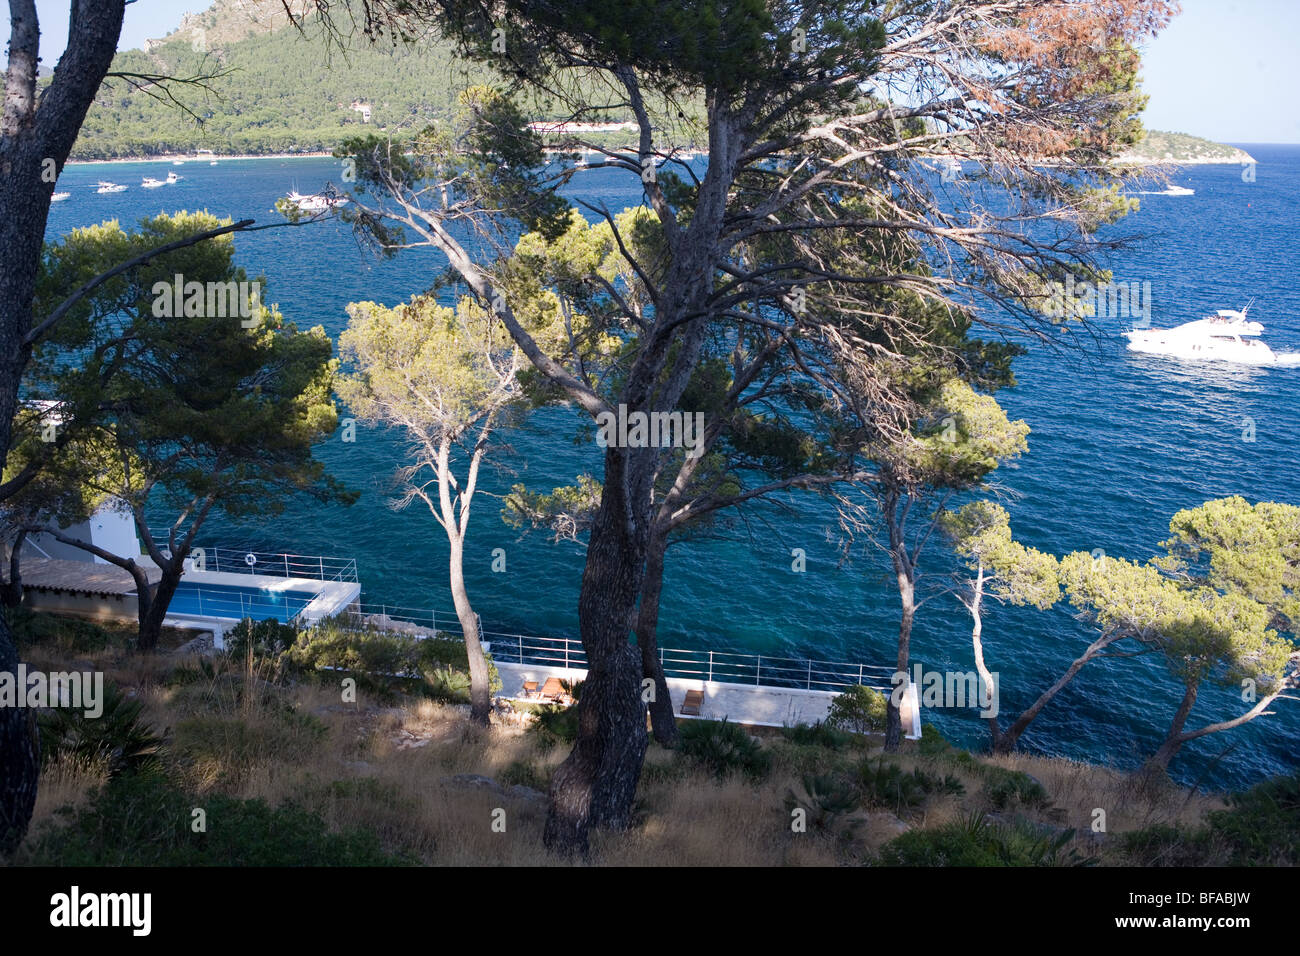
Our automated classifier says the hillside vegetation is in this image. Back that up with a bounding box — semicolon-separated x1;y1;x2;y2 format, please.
46;0;1247;165
10;608;1297;867
62;0;647;159
1120;129;1257;165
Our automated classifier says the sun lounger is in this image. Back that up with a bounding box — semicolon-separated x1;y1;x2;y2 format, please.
681;688;704;716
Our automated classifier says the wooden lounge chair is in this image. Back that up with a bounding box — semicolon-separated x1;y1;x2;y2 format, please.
681;688;704;716
521;680;539;699
540;677;566;702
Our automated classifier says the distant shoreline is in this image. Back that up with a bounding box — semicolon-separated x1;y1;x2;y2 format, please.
65;146;1263;169
66;151;336;166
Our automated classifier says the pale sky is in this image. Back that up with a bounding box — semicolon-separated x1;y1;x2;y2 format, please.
27;0;1300;144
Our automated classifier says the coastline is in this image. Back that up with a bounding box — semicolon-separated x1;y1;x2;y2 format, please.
66;151;336;166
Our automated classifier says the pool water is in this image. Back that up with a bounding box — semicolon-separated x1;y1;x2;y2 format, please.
164;582;319;623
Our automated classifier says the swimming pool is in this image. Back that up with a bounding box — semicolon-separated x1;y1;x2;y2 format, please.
162;582;319;623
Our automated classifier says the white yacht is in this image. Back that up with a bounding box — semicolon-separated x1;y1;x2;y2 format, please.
282;189;348;213
1123;306;1300;366
1135;185;1194;196
51;191;71;202
96;181;127;193
142;177;165;188
165;171;182;184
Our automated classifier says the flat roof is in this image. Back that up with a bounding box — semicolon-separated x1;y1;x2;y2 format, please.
21;557;162;596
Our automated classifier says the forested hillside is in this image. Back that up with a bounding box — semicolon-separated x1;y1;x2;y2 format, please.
69;21;499;158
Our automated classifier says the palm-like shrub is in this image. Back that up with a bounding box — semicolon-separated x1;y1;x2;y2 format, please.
38;682;165;778
677;719;770;781
785;773;863;838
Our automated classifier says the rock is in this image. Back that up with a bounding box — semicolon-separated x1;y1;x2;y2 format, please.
441;776;546;803
865;811;911;838
172;633;215;656
507;784;546;803
443;773;507;796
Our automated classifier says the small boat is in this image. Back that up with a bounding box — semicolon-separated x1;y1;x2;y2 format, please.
282;188;349;213
51;191;71;202
1123;305;1300;366
1136;184;1194;196
165;171;181;184
209;160;219;165
172;159;185;165
142;177;165;188
96;181;127;193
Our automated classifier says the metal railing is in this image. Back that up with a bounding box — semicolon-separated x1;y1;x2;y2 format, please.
165;585;312;624
197;547;359;582
335;602;892;695
146;533;360;582
485;632;895;694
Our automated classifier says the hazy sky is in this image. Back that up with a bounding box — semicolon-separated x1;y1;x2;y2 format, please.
28;0;1300;144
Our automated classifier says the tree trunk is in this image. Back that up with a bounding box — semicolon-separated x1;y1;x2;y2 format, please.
885;572;915;751
966;565;1004;750
543;452;650;855
993;631;1120;754
1;530;25;608
0;0;129;857
0;614;39;856
137;560;183;653
448;537;491;724
1146;682;1200;772
635;526;677;747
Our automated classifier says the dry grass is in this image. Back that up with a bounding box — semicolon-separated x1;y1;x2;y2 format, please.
12;613;1238;866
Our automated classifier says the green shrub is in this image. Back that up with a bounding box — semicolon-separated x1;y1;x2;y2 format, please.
858;759;965;814
1118;823;1216;866
780;721;857;751
917;722;952;755
164;657;219;687
6;607;122;653
529;702;580;745
501;760;548;791
225;617;299;660
982;767;1050;810
38;682;164;778
677;719;770;782
878;814;1094;867
1206;770;1300;865
826;685;888;734
286;618;500;698
21;773;407;866
785;773;863;838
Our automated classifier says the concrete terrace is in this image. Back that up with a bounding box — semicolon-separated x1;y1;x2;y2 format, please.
495;660;919;734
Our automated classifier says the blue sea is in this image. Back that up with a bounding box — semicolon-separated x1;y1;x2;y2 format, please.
45;146;1300;789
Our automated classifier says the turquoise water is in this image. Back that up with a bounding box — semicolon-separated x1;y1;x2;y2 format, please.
163;582;318;623
46;147;1300;787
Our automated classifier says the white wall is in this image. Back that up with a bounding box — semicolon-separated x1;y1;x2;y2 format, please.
24;500;140;565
